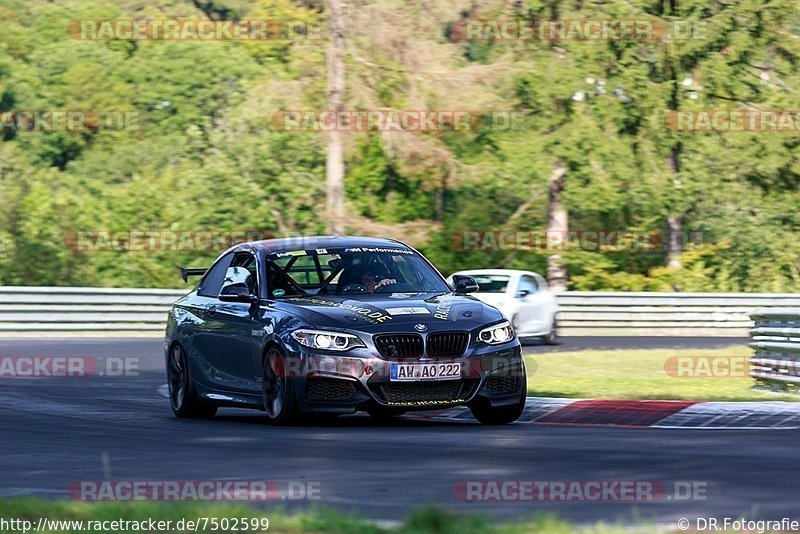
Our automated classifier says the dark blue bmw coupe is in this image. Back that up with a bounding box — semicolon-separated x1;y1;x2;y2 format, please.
165;236;526;424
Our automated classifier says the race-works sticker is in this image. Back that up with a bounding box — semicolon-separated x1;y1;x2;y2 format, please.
386;398;466;407
433;300;454;320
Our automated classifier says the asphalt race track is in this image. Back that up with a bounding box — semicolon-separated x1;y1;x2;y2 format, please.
1;336;797;526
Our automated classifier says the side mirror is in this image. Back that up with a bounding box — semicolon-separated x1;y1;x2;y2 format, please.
219;267;258;302
219;283;258;302
452;275;479;294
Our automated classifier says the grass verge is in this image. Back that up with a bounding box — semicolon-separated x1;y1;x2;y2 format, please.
0;498;663;534
524;346;799;401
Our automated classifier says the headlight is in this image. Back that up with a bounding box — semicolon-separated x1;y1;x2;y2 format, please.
478;321;515;345
291;329;366;351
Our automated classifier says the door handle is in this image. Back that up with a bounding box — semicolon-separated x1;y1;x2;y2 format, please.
207;305;217;316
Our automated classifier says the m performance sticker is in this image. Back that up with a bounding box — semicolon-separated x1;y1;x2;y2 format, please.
342;247;413;254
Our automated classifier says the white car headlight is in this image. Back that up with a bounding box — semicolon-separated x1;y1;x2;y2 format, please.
478;321;515;345
291;329;366;351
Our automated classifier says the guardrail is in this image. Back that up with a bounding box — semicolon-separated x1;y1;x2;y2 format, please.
558;292;800;337
1;286;800;335
0;286;185;332
748;308;800;390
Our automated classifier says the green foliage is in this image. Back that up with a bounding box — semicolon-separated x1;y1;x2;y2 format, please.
0;497;658;533
346;135;436;222
0;0;798;291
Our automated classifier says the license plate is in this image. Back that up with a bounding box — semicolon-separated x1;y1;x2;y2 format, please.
390;362;461;381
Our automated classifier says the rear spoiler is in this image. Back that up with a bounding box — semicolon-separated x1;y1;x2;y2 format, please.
178;266;207;283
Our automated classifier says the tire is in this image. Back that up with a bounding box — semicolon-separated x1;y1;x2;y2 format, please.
470;369;527;425
541;318;558;345
262;347;301;425
167;344;217;419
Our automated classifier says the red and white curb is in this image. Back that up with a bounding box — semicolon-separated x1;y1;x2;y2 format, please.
155;386;800;428
409;397;800;429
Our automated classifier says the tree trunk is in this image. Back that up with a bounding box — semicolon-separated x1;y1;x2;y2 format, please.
434;167;448;221
546;161;568;292
666;143;682;269
666;215;682;269
325;0;345;235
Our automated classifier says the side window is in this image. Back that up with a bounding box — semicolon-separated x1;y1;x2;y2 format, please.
229;252;258;294
197;253;234;297
534;274;547;290
518;275;539;295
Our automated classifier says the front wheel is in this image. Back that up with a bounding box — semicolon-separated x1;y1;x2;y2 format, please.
540;318;558;345
262;347;301;425
167;344;217;419
470;370;527;425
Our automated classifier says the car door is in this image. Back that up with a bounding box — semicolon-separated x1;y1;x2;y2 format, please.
182;251;232;374
513;274;548;335
193;251;262;394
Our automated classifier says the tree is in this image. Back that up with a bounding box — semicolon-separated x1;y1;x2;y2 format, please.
325;0;345;235
546;161;568;291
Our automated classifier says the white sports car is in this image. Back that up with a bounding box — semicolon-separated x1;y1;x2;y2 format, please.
448;269;559;345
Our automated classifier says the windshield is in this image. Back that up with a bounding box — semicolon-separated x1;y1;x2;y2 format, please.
471;274;511;293
265;247;450;298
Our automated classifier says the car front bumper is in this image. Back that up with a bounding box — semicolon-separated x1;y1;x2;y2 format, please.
284;342;525;414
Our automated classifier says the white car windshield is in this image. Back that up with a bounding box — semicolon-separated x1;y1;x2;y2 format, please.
471;275;511;293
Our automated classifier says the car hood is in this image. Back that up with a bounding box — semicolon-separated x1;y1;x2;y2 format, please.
271;292;505;333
